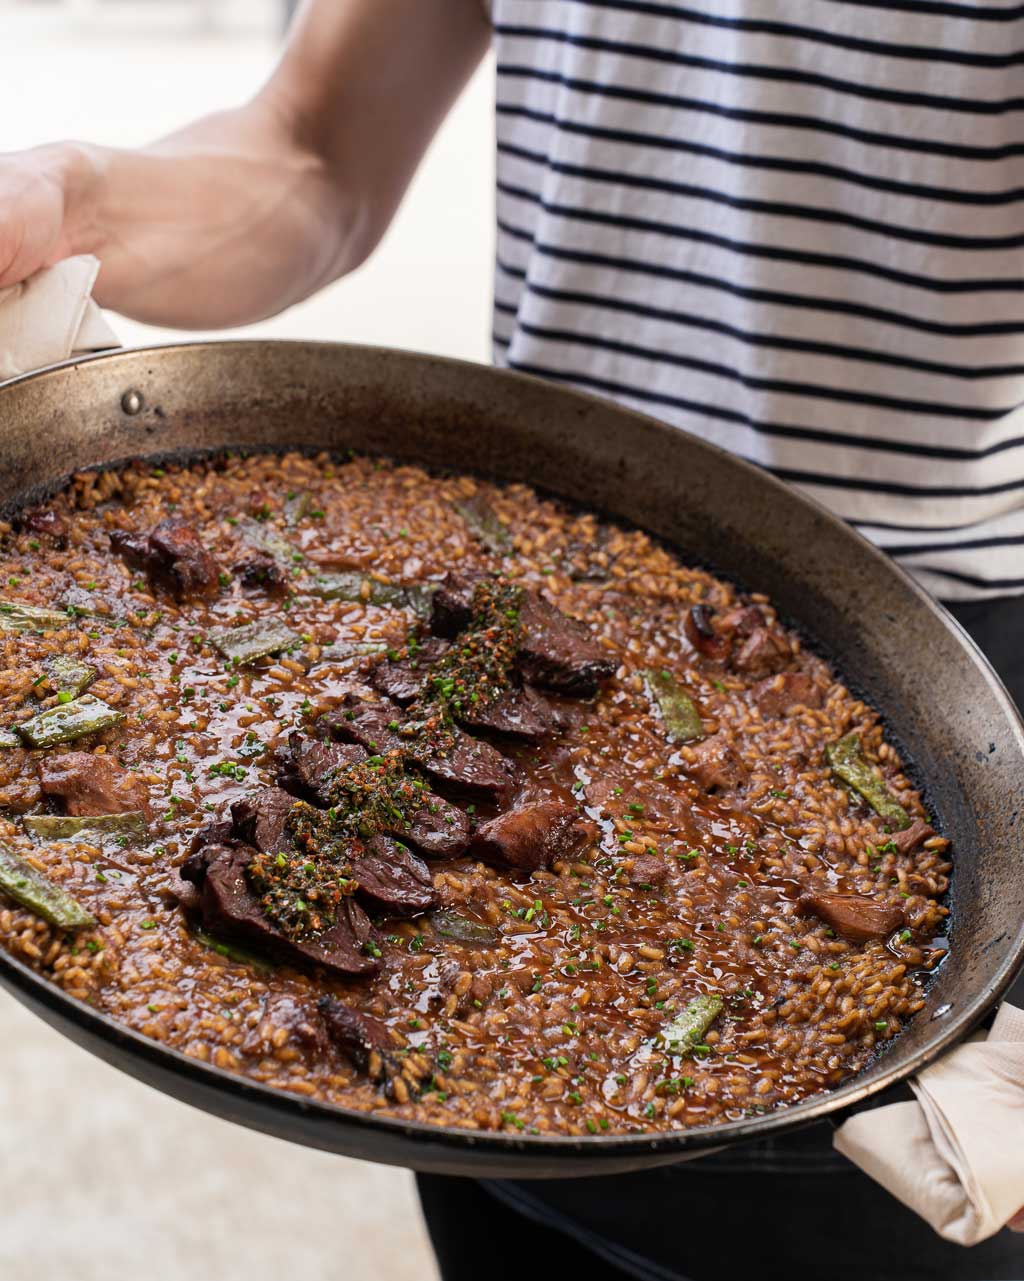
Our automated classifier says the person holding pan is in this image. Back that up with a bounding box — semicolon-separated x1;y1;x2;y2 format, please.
1;2;1021;1276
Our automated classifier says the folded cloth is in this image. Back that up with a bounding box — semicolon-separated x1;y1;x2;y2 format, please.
834;1002;1024;1245
0;256;118;380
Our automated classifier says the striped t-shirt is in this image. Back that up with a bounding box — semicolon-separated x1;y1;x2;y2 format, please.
488;0;1024;601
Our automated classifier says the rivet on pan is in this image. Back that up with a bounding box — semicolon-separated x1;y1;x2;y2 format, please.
121;390;144;416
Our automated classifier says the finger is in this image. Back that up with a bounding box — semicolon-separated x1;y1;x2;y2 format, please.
1007;1208;1024;1233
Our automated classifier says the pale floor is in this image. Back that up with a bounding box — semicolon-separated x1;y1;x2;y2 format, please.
0;6;496;1279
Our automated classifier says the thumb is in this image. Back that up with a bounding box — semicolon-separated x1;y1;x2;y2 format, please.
1008;1208;1024;1233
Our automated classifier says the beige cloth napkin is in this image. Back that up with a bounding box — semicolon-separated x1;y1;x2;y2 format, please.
0;255;118;380
834;1002;1024;1245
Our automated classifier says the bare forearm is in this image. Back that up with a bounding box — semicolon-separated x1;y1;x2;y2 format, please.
51;102;361;327
1;0;490;328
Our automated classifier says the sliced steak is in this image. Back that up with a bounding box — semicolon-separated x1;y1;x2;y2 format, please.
324;696;515;803
290;729;472;857
181;843;378;977
189;817;234;853
472;799;586;872
38;752;151;818
322;696;406;756
259;996;330;1059
276;733;367;804
398;789;472;858
111;519;220;600
429;573;482;638
230;787;298;853
515;592;617;697
416;723;516;802
890;819;937;856
457;683;558;741
429;575;614;698
752;671;825;718
349;835;437;913
686;734;749;792
368;637;450;704
798;891;905;943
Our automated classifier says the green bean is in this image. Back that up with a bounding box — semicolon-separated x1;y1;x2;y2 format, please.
644;668;704;743
0;600;69;633
24;811;146;841
60;586;123;621
15;695;125;749
44;654;97;697
430;910;498;945
825;733;911;831
318;640;389;667
453;495;511;555
210;620;301;666
235;516;299;567
0;842;95;929
284;491;316;525
192;926;274;971
657;994;723;1053
312;573;435;618
0;728;21;749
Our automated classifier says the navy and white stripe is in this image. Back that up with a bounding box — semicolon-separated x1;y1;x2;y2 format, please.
489;0;1024;600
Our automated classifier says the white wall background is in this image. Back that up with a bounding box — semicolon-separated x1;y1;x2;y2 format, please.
0;5;495;1279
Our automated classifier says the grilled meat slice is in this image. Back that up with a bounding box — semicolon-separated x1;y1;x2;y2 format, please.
430;574;615;699
372;634;557;740
396;788;472;858
515;592;617;697
368;637;450;704
286;730;472;857
321;696;407;756
319;997;394;1072
180;843;378;977
318;997;426;1098
230;787;299;853
349;835;437;913
323;695;515;803
428;573;483;638
457;682;558;741
275;733;367;804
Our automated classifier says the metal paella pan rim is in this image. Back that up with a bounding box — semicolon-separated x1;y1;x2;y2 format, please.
0;339;1022;1177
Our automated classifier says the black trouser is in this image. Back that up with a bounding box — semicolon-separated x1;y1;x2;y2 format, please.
418;595;1024;1281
